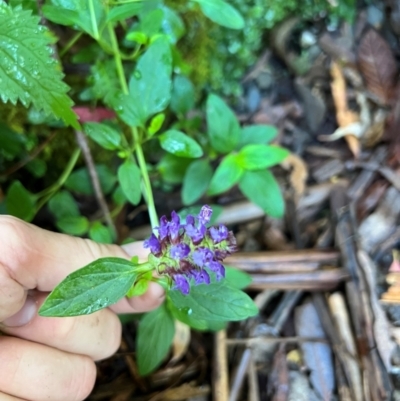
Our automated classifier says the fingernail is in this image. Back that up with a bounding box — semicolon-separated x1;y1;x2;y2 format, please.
3;297;37;327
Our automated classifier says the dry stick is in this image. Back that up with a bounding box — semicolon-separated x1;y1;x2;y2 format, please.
247;353;260;401
213;330;229;401
74;130;116;237
225;337;329;346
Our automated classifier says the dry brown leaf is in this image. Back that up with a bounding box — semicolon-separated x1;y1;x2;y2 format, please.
170;320;190;364
280;153;308;199
358;29;398;105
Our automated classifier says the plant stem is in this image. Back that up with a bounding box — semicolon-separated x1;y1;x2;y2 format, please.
59;32;83;57
88;0;100;40
108;23;159;228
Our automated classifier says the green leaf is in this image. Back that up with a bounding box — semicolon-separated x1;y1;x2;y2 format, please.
84;122;121;150
207;154;243;196
26;158;47;178
137;8;163;37
206;94;240;153
160;6;185;44
112;185;127;206
224;266;252;290
0;3;78;128
56;216;89;236
239;170;285;218
118;160;141;205
238;125;278;148
159;130;203;158
170;75;195;116
65;164;116;195
182;159;213;205
126;31;148;45
39;257;137;317
106;3;142;23
137;304;175;376
157;154;191;184
168;283;258;321
126;272;152;297
48;190;80;220
116;37;172;126
148;113;165;136
0;122;27;158
89;221;113;244
237;145;289;170
194;0;244;29
6;180;36;222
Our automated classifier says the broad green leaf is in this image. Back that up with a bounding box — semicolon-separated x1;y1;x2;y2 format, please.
157;154;191;184
194;0;244;29
182;159;213;205
89;221;113;244
224;266;252;290
178;204;223;226
116;37;172;126
56;216;89;236
65;164;116;195
6;180;36;222
118;160;141;205
106;3;142;23
160;6;185;44
39;257;137;317
48;190;80;220
137;8;163;37
170;75;195;116
0;3;78;128
237;145;289;170
168;283;258;321
159;130;203;158
238;125;278;148
84;122;121;150
239;170;285;218
207;154;243;196
148;113;165;136
137;304;175;376
206;94;240;153
112;185;127;206
0;122;27;159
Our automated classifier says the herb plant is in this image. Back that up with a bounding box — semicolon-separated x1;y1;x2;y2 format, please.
0;0;290;375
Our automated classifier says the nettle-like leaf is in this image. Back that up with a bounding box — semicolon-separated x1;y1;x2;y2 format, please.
39;258;137;317
0;2;78;128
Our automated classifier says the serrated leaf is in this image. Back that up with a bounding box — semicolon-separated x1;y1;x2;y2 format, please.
206;94;240;153
358;29;398;105
0;4;78;128
159;130;203;158
237;144;289;170
207;154;243;196
48;190;80;220
89;59;120;106
6;180;36;222
116;37;172;126
168;283;258;321
238;125;278;148
182;159;213;205
84;122;121;150
194;0;244;30
89;221;113;244
118;159;141;205
239;170;284;218
56;216;89;236
39;257;137;317
137;304;175;376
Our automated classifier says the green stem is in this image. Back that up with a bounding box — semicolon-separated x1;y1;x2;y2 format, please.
108;23;159;228
59;32;83;57
35;148;81;212
88;0;100;40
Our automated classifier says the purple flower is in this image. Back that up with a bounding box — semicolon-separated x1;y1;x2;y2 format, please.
192;248;213;267
143;234;161;255
169;211;181;242
198;205;212;225
185;220;206;244
191;269;210;285
157;216;169;240
209;224;229;243
170;243;190;259
173;274;190;295
208;260;225;280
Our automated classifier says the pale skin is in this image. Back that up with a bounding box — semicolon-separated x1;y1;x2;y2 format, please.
0;215;164;401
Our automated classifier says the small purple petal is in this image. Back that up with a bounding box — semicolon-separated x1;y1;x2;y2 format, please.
170;243;190;259
143;234;161;254
186;215;195;225
208;260;225;280
198;205;212;225
192;269;210;285
209;224;229;243
192;248;213;267
157;216;169;240
185;223;206;244
169;211;181;241
173;274;190;295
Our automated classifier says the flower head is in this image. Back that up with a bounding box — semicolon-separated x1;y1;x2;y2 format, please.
145;205;237;295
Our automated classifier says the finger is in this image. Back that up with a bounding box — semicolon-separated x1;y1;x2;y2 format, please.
0;216;163;321
0;393;27;401
0;336;96;401
1;293;122;361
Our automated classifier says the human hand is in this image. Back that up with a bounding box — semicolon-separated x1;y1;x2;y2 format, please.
0;215;164;401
